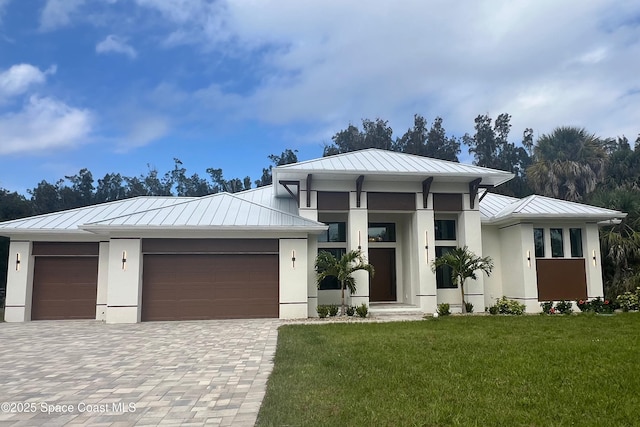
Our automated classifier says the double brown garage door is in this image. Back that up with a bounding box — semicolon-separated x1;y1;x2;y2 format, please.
141;239;279;321
141;254;279;321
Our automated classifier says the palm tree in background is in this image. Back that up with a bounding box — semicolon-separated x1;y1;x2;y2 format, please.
527;127;607;202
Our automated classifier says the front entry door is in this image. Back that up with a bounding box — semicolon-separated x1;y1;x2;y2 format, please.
369;248;396;302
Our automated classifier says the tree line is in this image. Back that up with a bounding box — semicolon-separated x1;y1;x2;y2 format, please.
1;112;640;298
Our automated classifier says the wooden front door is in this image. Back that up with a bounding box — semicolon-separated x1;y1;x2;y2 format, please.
369;248;396;302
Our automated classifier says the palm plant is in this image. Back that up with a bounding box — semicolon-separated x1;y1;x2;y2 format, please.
315;250;374;315
431;246;493;313
527;127;607;201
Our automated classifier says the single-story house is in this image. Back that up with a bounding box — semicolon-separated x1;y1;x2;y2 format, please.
1;149;625;322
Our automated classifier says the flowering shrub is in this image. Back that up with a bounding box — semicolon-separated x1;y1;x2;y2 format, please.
555;300;573;315
540;301;554;314
575;297;614;314
489;296;525;315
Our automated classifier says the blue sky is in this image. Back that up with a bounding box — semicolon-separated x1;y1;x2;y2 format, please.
0;0;638;194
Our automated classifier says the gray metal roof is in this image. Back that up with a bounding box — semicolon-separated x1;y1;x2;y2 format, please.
478;192;519;220
233;185;298;215
274;148;514;187
0;197;193;233
81;192;326;232
480;193;626;223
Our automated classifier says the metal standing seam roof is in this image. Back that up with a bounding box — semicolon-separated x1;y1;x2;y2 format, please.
80;192;327;231
274;148;515;185
0;197;194;232
480;194;626;222
478;192;520;220
233;185;298;215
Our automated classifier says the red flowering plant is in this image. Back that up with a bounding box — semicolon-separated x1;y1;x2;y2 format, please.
576;299;591;312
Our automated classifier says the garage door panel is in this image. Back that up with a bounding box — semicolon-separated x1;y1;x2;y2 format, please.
32;257;98;320
142;253;279;321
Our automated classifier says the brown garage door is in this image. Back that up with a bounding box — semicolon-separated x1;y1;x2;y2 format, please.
142;254;279;321
32;257;98;320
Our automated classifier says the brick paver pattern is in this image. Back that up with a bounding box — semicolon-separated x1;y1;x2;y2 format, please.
0;319;279;426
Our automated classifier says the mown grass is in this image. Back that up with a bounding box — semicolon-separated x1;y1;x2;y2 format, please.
257;314;640;427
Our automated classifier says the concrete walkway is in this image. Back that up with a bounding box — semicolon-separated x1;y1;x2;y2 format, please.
0;319;279;426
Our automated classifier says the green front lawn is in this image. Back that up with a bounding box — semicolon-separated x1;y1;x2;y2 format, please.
257;314;640;427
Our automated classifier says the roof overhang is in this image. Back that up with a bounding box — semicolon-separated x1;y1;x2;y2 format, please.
273;169;514;198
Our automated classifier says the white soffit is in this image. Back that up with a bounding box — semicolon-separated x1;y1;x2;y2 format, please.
0;197;193;233
80;192;326;232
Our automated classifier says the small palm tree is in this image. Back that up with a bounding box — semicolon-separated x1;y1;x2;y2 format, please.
315;250;375;315
431;246;493;313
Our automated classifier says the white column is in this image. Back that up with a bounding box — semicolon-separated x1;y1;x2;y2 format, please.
348;192;369;307
279;238;308;319
4;241;34;322
106;239;143;323
95;241;109;321
584;223;604;298
459;209;485;311
299;208;319;317
415;209;437;313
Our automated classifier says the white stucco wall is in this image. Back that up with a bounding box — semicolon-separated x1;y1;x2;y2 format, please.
106;239;143;323
4;241;33;322
348;201;370;307
279;238;309;319
585;223;605;298
95;241;109;321
481;225;503;309
459;208;485;311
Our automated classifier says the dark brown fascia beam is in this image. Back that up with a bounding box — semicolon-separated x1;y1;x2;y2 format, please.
279;180;300;206
422;177;434;209
478;185;493;203
469;178;482;209
306;174;312;208
356;175;365;208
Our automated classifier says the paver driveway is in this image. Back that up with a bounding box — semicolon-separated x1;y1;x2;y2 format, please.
0;319;280;426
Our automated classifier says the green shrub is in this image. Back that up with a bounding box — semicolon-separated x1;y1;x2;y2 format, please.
540;301;554;314
576;298;611;313
490;296;525;315
346;306;356;316
555;300;573;315
328;304;339;317
617;288;640;312
355;303;368;318
437;303;451;316
464;302;474;313
317;305;330;318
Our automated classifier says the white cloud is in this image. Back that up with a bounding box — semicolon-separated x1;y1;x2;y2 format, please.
96;35;137;59
0;96;93;154
117;116;169;152
136;0;640;142
39;0;85;31
0;64;56;100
